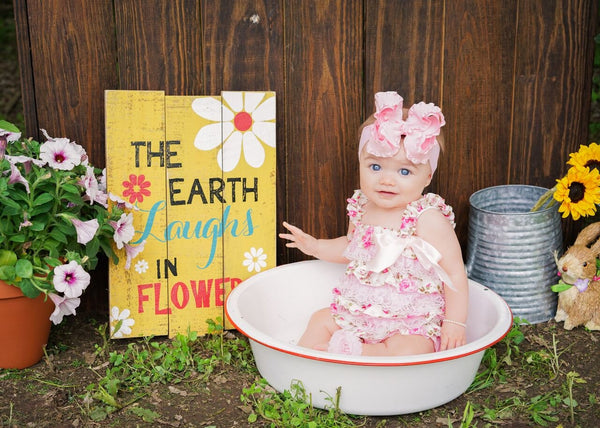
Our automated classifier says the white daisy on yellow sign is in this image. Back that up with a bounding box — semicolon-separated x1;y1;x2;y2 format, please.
192;92;276;172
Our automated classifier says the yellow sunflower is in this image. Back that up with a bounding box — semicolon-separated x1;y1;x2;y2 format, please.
567;142;600;172
554;164;600;220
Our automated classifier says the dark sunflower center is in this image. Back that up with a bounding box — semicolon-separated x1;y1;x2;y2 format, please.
585;160;600;172
568;181;585;203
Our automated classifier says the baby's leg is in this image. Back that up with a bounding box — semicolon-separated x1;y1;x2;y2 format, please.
361;333;434;356
297;307;340;351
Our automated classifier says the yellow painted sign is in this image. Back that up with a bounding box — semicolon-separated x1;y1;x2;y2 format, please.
105;91;276;338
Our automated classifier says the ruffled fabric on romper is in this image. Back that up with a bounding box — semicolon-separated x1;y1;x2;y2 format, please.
330;190;455;352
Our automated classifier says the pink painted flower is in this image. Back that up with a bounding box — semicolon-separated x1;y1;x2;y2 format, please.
110;212;135;249
122;174;151;204
70;218;99;245
52;261;91;298
48;293;80;324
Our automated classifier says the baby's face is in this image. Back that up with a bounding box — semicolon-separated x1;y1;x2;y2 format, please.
359;145;432;211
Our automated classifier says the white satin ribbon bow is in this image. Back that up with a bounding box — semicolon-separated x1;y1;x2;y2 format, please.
365;230;455;290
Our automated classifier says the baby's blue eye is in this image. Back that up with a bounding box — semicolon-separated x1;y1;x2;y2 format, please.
399;168;410;176
370;164;381;171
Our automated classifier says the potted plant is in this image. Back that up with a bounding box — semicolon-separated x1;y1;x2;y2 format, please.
0;120;145;368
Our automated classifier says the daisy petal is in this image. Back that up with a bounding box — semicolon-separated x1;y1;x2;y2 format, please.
244;92;266;113
252;121;276;147
219;131;242;172
223;92;243;114
252;96;276;121
243;132;265;168
194;123;226;151
192;97;230;121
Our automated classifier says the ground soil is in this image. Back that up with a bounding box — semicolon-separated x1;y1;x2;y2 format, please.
1;314;599;427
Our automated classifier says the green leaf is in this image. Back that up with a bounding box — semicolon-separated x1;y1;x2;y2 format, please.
9;234;26;243
30;202;54;217
0;120;20;133
0;197;22;214
61;183;81;196
15;258;33;278
0;265;16;281
43;256;63;268
48;228;68;244
30;221;46;231
0;249;17;266
551;283;572;293
33;192;55;206
86;238;100;259
19;278;41;298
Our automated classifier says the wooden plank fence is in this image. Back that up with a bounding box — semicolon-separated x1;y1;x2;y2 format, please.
13;0;598;313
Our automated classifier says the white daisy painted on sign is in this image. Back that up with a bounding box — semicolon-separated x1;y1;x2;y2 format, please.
192;92;275;172
134;259;149;274
110;306;136;338
242;247;268;273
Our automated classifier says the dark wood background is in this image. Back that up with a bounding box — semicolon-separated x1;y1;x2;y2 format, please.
13;0;598;311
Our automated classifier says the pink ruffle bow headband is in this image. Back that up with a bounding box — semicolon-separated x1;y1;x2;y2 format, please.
358;91;445;173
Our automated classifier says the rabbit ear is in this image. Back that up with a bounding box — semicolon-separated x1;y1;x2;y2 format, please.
576;222;600;254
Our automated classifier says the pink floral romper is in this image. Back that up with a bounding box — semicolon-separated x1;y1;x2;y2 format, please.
330;189;455;351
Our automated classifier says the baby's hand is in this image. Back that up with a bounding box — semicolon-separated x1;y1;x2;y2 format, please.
439;321;466;351
279;222;319;257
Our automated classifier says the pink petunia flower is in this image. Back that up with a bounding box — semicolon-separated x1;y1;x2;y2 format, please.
19;218;32;230
78;166;100;205
70;218;99;245
110;212;135;249
48;293;81;325
6;163;30;193
108;192;137;210
52;261;91;299
39;137;82;171
124;239;146;270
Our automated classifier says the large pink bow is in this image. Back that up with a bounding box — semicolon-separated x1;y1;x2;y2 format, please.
358;91;445;171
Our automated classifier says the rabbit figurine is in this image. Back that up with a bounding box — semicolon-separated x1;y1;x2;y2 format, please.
554;222;600;330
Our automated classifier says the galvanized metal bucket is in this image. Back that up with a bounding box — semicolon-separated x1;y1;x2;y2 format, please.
465;185;562;324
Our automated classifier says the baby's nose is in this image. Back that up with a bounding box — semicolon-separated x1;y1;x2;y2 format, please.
379;172;395;185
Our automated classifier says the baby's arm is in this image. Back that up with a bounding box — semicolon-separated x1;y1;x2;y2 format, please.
417;210;469;351
279;221;350;264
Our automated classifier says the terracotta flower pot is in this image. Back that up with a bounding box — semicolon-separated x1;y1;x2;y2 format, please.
0;280;55;369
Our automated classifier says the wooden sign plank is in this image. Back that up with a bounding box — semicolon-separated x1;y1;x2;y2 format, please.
220;91;277;329
105;90;276;338
164;95;225;335
105;90;169;338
